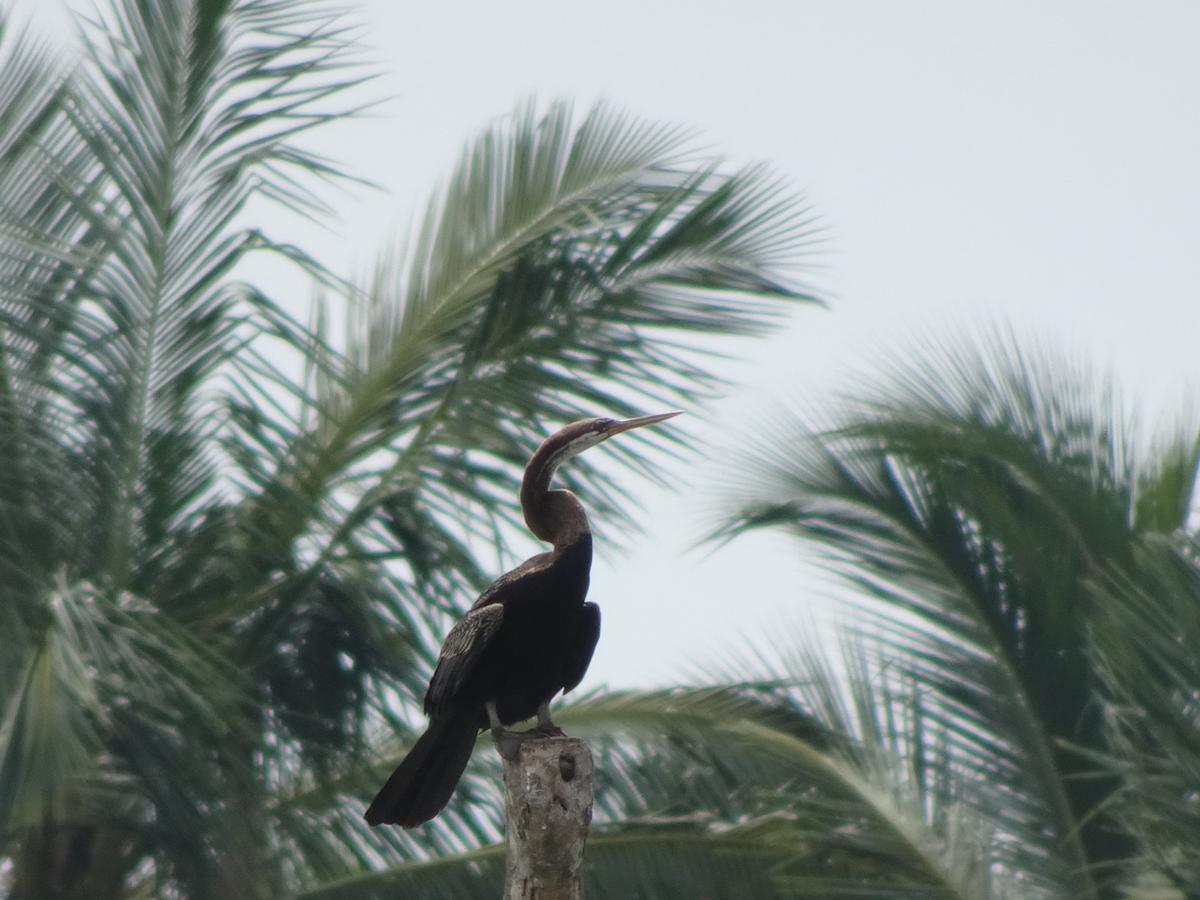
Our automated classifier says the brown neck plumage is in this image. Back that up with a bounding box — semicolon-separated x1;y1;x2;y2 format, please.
520;437;591;548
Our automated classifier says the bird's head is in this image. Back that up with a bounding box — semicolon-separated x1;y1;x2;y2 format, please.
521;411;683;544
545;411;684;463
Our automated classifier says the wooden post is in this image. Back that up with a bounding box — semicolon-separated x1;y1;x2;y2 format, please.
500;735;594;900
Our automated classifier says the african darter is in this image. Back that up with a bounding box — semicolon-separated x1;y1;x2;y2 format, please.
365;412;681;827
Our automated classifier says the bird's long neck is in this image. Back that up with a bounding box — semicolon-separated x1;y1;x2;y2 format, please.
520;442;591;549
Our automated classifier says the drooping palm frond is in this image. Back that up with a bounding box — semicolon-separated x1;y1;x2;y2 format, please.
0;577;249;895
0;13;97;617
1091;538;1200;895
259;686;808;899
564;667;1029;900
708;328;1200;896
288;671;1027;899
285;821;789;900
276;685;830;899
0;0;367;600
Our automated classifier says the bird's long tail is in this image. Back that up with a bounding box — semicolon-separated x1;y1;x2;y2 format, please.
364;711;478;827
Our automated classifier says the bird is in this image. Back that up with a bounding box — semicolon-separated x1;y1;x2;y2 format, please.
364;411;681;827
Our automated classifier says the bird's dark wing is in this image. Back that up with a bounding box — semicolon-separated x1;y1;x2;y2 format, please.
561;601;601;694
468;550;554;611
424;604;504;716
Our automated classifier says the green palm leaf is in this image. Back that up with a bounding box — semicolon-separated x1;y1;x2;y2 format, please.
1091;538;1200;895
708;328;1200;896
0;578;250;892
0;0;366;596
289;827;787;900
562;675;1020;899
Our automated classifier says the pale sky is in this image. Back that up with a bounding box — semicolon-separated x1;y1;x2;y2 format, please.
28;1;1200;687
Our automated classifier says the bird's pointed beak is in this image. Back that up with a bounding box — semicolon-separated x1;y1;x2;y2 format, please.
604;410;684;437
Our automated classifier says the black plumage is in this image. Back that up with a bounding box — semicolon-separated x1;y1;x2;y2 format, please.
365;412;679;828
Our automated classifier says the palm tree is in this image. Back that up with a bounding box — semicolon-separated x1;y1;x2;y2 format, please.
0;1;821;896
705;328;1200;898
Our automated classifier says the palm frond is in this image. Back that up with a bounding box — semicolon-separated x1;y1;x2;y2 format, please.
560;677;1021;899
0;577;252;884
1091;538;1200;894
289;825;789;900
0;0;367;596
706;327;1196;895
0;13;99;606
0;581;102;843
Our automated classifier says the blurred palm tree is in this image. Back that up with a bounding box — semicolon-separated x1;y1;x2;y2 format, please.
707;330;1200;898
0;1;823;896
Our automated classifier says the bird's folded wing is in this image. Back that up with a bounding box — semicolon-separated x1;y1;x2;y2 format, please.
424;603;504;716
468;551;553;610
562;601;601;694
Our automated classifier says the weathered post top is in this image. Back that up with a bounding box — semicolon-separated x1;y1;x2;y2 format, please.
501;735;594;900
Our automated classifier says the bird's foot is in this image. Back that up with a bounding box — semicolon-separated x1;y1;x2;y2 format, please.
490;725;567;759
533;701;564;737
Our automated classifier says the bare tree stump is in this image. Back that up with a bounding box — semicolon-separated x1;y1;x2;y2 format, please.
500;735;594;900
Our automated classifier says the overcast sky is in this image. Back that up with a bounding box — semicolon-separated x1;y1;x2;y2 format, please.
30;1;1200;687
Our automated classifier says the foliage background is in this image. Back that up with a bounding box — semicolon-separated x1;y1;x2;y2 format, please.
21;0;1200;690
3;0;1199;898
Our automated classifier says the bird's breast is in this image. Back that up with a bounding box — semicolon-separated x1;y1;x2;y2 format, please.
502;535;592;621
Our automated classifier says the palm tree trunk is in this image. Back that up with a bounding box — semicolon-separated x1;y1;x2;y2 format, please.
501;735;593;900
